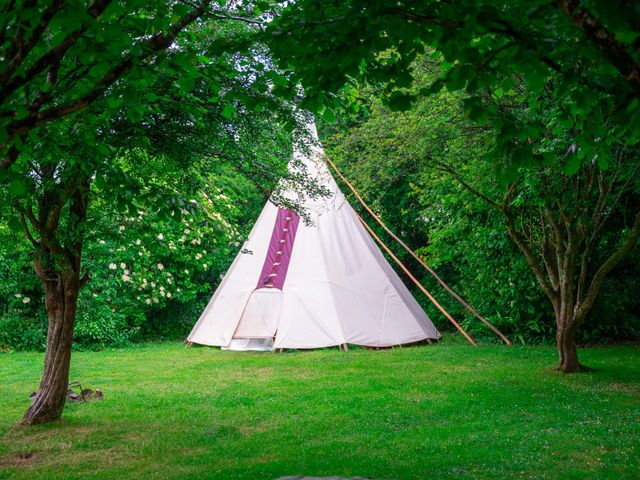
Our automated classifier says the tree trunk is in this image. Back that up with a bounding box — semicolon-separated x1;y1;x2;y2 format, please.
19;170;90;425
556;320;580;373
22;267;81;425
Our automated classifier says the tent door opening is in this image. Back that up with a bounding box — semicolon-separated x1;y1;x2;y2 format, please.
232;288;283;340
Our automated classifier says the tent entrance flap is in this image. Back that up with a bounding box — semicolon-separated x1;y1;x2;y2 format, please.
232;288;282;339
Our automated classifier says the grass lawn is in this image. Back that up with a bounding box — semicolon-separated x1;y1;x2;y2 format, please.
0;340;638;479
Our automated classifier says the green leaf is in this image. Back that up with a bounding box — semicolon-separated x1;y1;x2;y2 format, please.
597;151;611;170
221;104;236;119
94;175;107;190
7;216;22;233
106;96;123;109
9;179;28;197
127;105;144;123
564;154;580;175
524;69;545;93
321;107;336;122
463;97;489;125
387;93;414;111
467;104;488;124
420;78;444;95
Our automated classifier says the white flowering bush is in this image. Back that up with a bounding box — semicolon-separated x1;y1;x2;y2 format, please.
1;163;266;350
74;169;262;348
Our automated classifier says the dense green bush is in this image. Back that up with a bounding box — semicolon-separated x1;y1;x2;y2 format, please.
0;224;46;350
579;257;640;344
142;295;211;342
0;312;47;352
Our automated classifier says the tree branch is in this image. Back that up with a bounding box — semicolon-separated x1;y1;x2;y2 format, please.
211;12;264;26
434;161;502;210
437;160;557;303
0;0;18;47
0;0;38;80
1;0;65;87
22;205;39;234
19;210;40;249
79;269;90;288
540;211;560;291
0;0;212;166
505;212;557;303
0;142;20;169
575;210;640;322
554;0;640;96
0;0;112;101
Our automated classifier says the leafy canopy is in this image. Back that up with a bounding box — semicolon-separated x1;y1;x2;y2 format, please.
266;0;640;174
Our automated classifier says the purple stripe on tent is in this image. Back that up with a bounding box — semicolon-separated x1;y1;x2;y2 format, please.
257;208;300;290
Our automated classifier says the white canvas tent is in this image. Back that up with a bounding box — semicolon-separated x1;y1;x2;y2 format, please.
188;123;441;350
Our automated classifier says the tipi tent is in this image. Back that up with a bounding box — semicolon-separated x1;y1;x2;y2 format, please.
188;123;441;350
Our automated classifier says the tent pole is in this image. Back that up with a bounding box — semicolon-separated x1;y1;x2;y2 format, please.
355;211;478;348
325;156;511;346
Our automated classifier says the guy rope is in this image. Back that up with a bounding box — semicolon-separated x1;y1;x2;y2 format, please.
324;156;511;346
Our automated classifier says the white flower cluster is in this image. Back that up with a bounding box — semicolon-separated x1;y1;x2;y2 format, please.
99;207;228;308
15;293;30;303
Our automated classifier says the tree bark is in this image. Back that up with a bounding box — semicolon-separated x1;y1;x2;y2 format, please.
21;173;90;425
554;0;640;96
556;317;580;373
22;267;81;425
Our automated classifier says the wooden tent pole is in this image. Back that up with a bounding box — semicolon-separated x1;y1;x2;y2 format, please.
325;156;511;346
355;211;477;348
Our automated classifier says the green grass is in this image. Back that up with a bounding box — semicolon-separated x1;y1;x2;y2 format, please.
0;341;638;479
